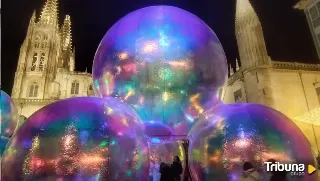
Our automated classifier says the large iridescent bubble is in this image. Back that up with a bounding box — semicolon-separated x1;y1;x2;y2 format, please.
93;6;228;136
1;90;19;138
2;97;149;181
144;122;174;144
189;104;318;181
187;103;224;140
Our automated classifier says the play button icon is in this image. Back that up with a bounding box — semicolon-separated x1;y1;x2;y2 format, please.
308;165;316;175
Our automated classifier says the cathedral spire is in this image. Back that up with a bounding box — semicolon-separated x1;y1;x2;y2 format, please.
236;58;240;71
235;0;270;70
30;10;36;23
229;64;234;76
69;47;75;71
235;0;258;22
39;0;58;26
26;10;37;37
61;15;72;50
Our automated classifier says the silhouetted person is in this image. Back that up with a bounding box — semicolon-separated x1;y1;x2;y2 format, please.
239;162;260;181
267;159;287;181
160;162;172;181
171;156;183;181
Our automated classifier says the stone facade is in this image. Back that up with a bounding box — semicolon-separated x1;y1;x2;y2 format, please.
295;0;320;60
11;0;93;117
223;0;320;155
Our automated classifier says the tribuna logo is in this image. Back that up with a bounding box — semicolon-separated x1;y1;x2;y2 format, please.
264;162;305;176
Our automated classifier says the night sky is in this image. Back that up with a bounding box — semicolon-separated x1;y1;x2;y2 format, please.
2;0;318;95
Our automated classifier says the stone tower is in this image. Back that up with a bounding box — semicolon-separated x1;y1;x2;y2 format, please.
11;0;75;100
235;0;274;107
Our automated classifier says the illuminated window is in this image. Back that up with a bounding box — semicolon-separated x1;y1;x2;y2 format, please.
234;89;243;103
39;53;45;71
71;81;80;95
31;53;38;71
29;83;39;97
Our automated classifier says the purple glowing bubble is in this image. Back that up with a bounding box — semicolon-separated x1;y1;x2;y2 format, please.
2;97;149;181
0;90;19;138
189;103;318;181
92;6;228;136
175;101;224;137
144;122;173;143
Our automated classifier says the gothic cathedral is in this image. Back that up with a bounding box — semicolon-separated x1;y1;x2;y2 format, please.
11;0;93;118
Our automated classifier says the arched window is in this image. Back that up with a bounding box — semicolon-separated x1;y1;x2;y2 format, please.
28;83;39;97
35;42;40;48
31;53;38;71
44;34;48;40
71;81;80;95
89;84;93;90
39;53;45;71
35;33;41;48
35;33;41;40
234;89;243;103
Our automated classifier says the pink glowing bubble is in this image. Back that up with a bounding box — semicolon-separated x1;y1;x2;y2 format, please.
189;103;318;181
2;97;149;181
92;6;228;136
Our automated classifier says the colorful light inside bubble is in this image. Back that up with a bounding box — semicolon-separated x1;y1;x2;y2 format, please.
143;41;158;53
162;91;170;102
151;138;161;144
159;30;169;47
189;103;318;181
2;97;149;181
24;130;109;177
157;66;173;81
118;51;129;60
93;6;228;136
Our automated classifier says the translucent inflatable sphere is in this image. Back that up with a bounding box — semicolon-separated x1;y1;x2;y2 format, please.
0;90;19;138
93;6;228;135
144;122;174;144
189;104;318;181
149;141;186;179
187;103;224;140
2;97;149;181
